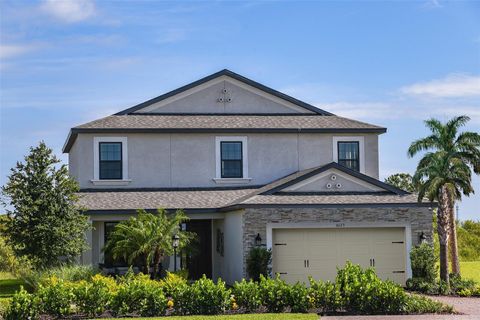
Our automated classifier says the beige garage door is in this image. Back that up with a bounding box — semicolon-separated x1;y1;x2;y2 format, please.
272;227;406;285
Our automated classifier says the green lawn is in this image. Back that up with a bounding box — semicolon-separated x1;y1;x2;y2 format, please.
0;272;26;298
102;315;318;320
460;261;480;282
0;272;26;315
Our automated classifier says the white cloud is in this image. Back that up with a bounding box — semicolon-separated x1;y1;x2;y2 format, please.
316;101;480;125
41;0;96;23
0;44;35;59
317;102;400;120
400;74;480;98
423;0;442;8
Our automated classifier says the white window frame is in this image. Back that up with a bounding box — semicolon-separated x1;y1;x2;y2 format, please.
92;137;131;186
332;136;365;174
214;136;251;184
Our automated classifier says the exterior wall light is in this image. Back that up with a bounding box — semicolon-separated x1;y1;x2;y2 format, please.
255;233;262;247
419;232;427;243
172;234;180;271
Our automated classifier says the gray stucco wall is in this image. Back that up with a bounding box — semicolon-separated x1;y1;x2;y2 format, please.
69;132;380;189
137;80;312;114
241;206;433;279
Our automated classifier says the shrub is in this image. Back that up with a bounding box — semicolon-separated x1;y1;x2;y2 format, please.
177;276;230;315
159;271;188;298
3;287;39;320
404;294;453;314
335;262;406;314
308;277;341;313
232;279;262;313
36;276;74;317
472;285;480;297
406;277;442;295
258;275;290;313
246;247;271;281
457;288;472;297
73;274;117;317
288;282;310;313
111;273;167;317
458;220;480;261
410;243;437;282
449;273;477;295
407;273;475;296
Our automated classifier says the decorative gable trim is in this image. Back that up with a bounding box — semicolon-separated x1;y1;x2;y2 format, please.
281;168;384;192
114;69;333;116
260;162;409;195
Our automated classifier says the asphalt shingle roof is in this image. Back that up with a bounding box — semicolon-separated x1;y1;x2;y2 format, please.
78;188;257;211
74;115;385;131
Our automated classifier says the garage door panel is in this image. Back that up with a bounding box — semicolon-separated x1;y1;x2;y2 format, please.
272;227;407;286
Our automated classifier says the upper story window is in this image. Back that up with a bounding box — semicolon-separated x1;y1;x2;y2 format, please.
333;136;365;173
215;136;250;183
99;142;122;179
337;141;359;171
221;141;243;178
93;137;130;185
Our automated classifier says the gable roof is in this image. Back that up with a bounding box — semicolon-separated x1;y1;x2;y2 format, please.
115;69;333;116
224;162;409;208
259;162;409;195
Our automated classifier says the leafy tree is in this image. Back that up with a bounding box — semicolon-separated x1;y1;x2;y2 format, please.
385;173;416;192
408;116;480;282
457;220;480;261
103;208;193;277
1;142;90;269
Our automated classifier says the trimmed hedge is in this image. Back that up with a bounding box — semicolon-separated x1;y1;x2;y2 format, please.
3;263;454;318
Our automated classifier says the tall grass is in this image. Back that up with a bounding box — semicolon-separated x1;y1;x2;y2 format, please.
20;265;100;290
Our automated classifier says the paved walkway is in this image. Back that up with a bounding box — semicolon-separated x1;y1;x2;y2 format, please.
323;296;480;320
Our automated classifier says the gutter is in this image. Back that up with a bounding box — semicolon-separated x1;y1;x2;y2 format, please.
63;127;387;153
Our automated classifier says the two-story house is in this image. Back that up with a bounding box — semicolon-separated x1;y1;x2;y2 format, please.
64;69;433;285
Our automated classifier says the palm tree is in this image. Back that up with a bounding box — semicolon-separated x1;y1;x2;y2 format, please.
103;208;193;277
408;115;480;281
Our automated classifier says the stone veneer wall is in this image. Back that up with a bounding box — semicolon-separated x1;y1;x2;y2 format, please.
241;206;433;278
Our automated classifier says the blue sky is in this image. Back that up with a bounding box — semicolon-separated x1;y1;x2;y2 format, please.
1;0;479;220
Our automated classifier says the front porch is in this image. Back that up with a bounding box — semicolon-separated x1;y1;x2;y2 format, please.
81;211;244;284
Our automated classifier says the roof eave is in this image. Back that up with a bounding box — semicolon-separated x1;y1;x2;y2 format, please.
62;127;386;153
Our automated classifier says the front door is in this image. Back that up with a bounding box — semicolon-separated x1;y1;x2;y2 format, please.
186;220;212;280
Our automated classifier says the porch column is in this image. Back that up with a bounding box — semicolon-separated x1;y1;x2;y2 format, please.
80;219;93;265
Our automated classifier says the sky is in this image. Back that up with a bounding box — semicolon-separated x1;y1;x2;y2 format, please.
0;0;479;220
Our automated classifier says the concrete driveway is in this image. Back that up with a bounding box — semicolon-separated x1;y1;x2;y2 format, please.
322;296;480;320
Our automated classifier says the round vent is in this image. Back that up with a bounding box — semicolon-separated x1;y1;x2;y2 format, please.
330;175;337;181
326;183;332;189
336;183;342;189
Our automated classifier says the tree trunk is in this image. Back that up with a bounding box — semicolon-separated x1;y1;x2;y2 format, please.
153;250;162;279
437;187;451;284
143;256;150;275
448;199;460;275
